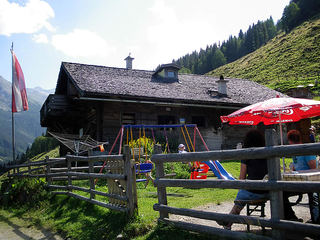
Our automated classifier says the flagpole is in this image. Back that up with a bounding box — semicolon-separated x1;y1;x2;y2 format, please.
11;42;15;163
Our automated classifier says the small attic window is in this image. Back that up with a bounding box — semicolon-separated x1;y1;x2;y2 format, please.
153;63;181;81
167;70;175;78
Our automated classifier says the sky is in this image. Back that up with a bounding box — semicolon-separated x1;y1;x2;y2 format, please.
0;0;291;90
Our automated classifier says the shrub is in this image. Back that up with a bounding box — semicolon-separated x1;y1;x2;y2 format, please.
0;178;49;207
129;137;155;158
164;162;191;179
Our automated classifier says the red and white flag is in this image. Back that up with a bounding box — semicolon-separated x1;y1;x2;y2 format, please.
11;50;28;113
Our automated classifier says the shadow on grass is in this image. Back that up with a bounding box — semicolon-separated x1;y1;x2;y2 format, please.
45;195;132;240
145;222;217;240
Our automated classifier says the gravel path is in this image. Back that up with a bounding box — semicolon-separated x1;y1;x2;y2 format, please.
170;194;317;240
0;214;63;240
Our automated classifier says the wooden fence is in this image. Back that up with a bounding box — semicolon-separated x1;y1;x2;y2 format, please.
152;129;320;240
7;146;137;215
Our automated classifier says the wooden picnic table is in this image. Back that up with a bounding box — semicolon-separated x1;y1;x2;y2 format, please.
283;169;320;222
282;169;320;181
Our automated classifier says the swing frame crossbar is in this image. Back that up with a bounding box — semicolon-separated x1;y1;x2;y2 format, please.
122;124;197;129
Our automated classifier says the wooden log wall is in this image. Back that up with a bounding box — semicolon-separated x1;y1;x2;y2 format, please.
101;101;229;152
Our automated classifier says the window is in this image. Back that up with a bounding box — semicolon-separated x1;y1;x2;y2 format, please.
192;116;206;127
167;71;175;78
158;115;176;125
122;113;135;125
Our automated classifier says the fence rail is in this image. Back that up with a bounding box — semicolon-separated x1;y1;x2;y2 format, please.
7;146;137;215
151;129;320;239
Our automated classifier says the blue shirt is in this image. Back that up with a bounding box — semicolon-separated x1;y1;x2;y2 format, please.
292;155;316;171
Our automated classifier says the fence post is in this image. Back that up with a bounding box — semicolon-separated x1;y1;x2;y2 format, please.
124;145;136;216
67;155;72;193
154;144;168;219
89;160;95;199
45;156;52;186
27;158;31;175
265;129;284;239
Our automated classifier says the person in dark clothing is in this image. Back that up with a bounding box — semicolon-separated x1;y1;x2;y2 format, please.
284;130;319;223
218;129;268;230
309;126;316;143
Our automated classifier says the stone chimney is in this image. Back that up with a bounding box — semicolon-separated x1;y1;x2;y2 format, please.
217;75;228;96
124;54;134;69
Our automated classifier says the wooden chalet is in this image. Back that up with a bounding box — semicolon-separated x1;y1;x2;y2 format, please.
41;58;288;154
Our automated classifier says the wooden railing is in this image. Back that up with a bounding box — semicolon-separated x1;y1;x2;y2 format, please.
152;129;320;240
7;146;137;215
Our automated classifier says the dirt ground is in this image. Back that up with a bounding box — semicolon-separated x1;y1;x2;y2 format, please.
170;194;319;240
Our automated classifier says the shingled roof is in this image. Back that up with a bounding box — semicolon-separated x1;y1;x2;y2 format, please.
57;62;285;107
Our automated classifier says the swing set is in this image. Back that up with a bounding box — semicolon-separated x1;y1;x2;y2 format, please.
97;124;234;182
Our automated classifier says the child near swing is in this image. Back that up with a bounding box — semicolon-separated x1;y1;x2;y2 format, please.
178;144;193;169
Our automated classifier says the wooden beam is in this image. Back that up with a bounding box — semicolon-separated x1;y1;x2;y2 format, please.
89;160;95;199
159;218;272;240
151;142;320;163
67;192;127;212
154;179;320;192
153;204;320;237
68;172;125;180
265;129;283;239
50;187;127;201
154;144;168;219
124;145;136;216
67;155;123;162
8;159;65;169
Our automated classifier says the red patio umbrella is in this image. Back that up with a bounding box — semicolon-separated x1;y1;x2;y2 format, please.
221;97;320;126
221;97;320;170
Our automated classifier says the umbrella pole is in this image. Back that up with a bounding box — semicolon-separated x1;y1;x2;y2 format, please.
279;112;286;172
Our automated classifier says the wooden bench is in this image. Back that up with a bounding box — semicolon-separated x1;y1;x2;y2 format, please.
234;199;268;232
246;199;267;232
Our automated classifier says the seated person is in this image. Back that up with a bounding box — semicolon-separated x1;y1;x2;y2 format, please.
218;129;268;230
309;126;316;143
283;130;319;223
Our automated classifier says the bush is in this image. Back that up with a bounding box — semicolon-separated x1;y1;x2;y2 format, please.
129;137;155;158
0;178;49;207
164;162;191;179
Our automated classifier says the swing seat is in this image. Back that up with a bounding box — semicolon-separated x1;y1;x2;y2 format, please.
136;179;147;182
135;163;154;186
190;171;207;179
135;163;153;173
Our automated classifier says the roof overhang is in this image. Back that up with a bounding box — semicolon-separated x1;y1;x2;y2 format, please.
74;96;244;110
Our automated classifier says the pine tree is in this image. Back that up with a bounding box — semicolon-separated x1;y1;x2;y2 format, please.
282;2;300;33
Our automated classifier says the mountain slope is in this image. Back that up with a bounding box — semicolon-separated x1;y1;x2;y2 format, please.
0;76;51;163
208;17;320;91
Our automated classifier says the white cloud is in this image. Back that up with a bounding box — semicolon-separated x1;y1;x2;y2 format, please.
144;0;217;68
51;29;116;62
32;33;48;43
0;0;54;36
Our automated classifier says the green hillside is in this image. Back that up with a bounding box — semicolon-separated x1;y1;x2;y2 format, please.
208;16;320;92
